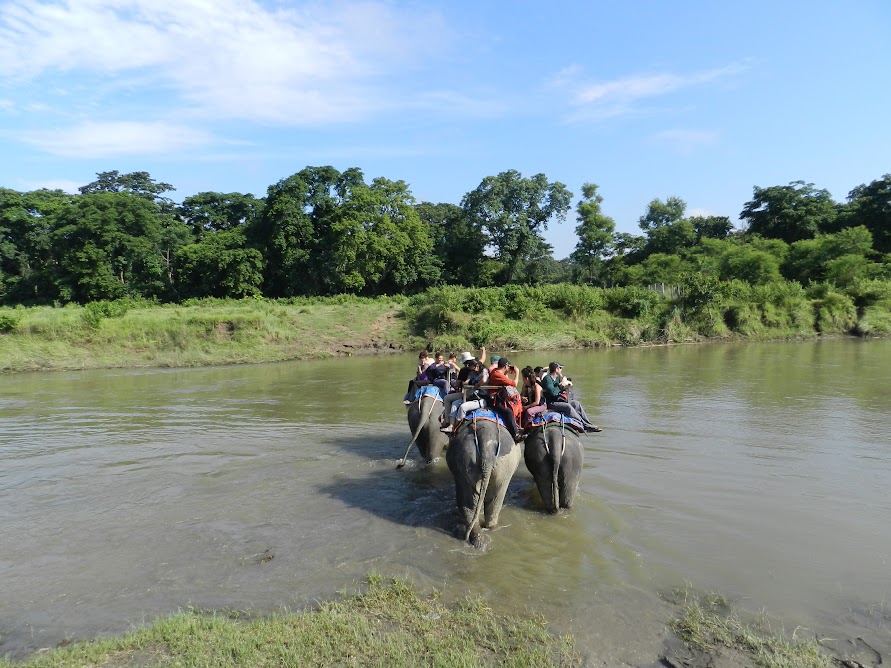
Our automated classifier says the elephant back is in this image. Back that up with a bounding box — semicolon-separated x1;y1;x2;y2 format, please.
526;411;585;434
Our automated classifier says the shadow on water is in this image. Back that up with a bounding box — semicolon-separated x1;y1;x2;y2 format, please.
318;430;459;537
319;429;549;538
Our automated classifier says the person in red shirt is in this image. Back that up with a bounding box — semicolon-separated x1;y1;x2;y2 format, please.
487;357;524;441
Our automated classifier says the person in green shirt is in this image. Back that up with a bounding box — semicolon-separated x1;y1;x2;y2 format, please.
541;362;602;432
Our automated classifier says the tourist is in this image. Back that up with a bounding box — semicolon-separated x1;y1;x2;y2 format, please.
541;362;602;432
486;357;524;441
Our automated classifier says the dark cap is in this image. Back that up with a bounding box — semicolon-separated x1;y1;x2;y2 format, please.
497;357;509;368
548;361;563;372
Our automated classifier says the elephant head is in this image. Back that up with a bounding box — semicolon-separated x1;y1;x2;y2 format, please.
445;413;521;549
523;415;584;513
406;391;448;464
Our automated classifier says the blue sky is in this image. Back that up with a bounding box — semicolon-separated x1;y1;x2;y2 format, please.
1;0;889;259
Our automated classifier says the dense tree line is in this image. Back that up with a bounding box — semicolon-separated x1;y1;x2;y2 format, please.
1;168;889;306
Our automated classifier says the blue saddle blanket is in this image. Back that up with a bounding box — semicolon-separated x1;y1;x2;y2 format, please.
461;408;506;428
414;384;444;402
528;411;585;432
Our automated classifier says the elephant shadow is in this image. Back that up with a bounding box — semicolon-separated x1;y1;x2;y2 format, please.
320;430;552;537
317;462;457;536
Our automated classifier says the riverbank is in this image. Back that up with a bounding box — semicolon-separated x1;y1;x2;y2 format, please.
2;280;890;373
0;577;861;668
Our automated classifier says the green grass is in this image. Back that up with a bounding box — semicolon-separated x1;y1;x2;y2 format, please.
669;588;831;668
0;576;578;668
0;297;411;372
2;280;890;373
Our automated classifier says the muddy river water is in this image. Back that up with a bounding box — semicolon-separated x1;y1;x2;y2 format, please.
2;338;890;664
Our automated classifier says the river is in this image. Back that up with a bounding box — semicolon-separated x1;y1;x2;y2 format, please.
1;338;890;665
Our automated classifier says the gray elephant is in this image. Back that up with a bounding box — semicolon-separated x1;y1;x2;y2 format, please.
446;412;521;549
405;388;449;464
523;414;584;513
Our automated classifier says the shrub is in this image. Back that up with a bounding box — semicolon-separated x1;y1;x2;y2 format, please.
0;312;19;333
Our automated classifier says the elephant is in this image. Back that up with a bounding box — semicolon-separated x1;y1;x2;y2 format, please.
405;387;449;464
523;413;585;513
446;412;522;549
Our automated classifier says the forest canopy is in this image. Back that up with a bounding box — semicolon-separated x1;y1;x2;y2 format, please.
1;168;889;305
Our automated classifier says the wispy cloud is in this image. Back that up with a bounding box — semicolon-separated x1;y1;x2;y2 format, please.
0;0;449;125
20;121;215;157
552;61;749;122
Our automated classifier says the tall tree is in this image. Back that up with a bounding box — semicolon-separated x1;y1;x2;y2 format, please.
329;175;440;295
461;170;572;284
175;229;264;298
416;201;487;286
252;173;314;297
740;181;837;243
0;188;71;304
79;171;176;212
178;192;263;238
51;192;170;302
571;183;615;285
843;174;891;254
689;215;734;240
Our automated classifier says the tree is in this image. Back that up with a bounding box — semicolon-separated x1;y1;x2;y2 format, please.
638;196;686;232
718;245;782;284
51;192;170;302
783;226;874;284
416;202;487;286
571;183;615;285
0;188;70;304
461;170;572;284
843;174;891;254
690;215;734;240
637;197;697;257
328;175;440;295
178;192;263;238
740;181;837;243
79;171;176;212
252;173;315;297
175;229;263;298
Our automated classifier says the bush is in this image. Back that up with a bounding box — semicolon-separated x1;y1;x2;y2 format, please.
0;312;19;333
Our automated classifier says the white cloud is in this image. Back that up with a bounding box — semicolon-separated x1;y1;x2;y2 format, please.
553;61;749;122
0;0;448;124
20;120;214;157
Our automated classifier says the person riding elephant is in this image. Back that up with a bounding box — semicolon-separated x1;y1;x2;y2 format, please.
406;388;448;464
523;414;585;513
446;412;521;550
541;362;602;433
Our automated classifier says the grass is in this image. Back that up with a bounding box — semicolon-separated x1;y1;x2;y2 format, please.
669;588;832;668
0;576;579;668
2;280;890;373
0;297;412;372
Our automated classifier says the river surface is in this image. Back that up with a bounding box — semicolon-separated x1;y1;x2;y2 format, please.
2;338;891;665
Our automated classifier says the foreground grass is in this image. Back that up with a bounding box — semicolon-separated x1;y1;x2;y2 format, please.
0;577;579;668
669;589;831;668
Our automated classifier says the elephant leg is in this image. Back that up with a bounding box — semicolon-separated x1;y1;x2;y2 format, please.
482;445;521;528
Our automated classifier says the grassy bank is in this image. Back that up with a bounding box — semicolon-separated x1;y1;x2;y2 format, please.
669;589;832;668
0;577;578;668
2;279;891;373
0;296;411;373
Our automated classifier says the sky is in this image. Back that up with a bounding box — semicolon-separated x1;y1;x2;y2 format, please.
1;0;889;259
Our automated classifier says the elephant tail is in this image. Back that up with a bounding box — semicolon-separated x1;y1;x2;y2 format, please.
465;420;495;543
548;422;565;513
